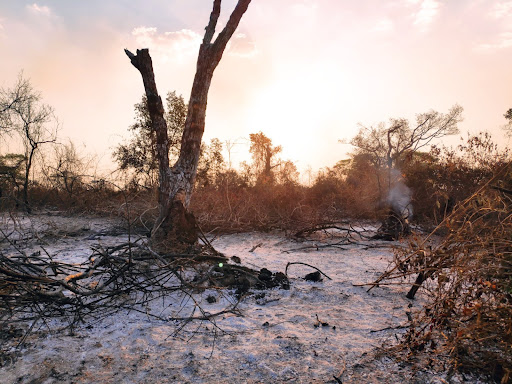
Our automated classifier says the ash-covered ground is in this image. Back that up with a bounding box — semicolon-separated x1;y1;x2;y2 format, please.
0;214;488;383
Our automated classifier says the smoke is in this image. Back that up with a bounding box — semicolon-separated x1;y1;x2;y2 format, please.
387;169;413;220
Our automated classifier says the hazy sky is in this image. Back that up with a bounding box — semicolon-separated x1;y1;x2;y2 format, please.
1;0;511;173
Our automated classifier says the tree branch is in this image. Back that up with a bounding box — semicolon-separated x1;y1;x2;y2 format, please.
211;0;252;63
124;48;171;209
204;0;221;44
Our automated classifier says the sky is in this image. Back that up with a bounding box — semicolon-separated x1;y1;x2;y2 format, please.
0;0;511;175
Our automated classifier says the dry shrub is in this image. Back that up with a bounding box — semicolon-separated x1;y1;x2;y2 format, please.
191;182;310;232
306;158;381;222
381;167;512;382
17;177;157;226
404;133;511;224
16;171;380;234
161;170;381;234
4;178;314;234
342;154;384;219
306;173;346;220
404;153;502;224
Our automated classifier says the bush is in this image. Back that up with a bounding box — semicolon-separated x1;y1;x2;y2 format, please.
380;173;512;382
191;181;309;232
403;133;511;224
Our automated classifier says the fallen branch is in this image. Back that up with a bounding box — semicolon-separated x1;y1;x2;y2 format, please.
293;222;375;240
369;323;408;333
249;243;263;252
283;243;347;253
294;222;350;238
285;262;332;280
168;307;241;322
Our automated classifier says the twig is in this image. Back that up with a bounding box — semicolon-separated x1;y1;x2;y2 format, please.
197;223;220;255
167;308;240;322
285;262;332;280
249;242;262;252
370;323;409;333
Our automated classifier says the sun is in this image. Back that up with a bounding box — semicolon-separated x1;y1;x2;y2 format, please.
244;62;349;169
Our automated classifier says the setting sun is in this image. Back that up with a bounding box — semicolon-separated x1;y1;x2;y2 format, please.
244;61;351;169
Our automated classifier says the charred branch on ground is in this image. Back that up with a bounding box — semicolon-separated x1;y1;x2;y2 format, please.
287;221;399;252
0;220;289;365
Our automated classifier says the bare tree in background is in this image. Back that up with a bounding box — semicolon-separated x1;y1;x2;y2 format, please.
249;131;282;185
350;105;463;170
46;140;92;200
349;105;463;238
125;0;251;251
0;73;58;212
504;108;512;135
0;73;34;137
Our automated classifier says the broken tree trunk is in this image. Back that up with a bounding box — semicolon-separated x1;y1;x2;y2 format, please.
126;0;251;252
373;207;411;241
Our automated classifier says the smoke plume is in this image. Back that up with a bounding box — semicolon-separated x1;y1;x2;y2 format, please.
387;169;413;220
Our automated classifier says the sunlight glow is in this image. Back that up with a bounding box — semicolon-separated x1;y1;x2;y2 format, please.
245;61;347;165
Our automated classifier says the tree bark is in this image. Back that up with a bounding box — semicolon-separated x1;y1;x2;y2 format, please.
124;49;170;213
22;144;36;213
126;0;251;252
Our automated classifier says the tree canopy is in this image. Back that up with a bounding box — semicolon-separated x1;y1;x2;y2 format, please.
113;91;186;185
350;105;463;169
249;131;282;184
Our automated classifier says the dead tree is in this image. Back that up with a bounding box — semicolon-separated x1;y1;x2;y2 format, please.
126;0;251;251
0;74;58;212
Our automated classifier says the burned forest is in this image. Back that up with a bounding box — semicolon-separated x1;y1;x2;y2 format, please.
1;1;512;383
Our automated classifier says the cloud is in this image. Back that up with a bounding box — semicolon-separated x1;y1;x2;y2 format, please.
489;1;512;18
372;19;394;33
26;3;52;17
227;33;259;58
131;27;202;62
411;0;441;29
476;31;512;52
131;27;258;61
477;1;512;53
291;1;319;15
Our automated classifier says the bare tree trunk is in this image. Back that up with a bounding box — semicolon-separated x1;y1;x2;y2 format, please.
124;49;170;215
126;0;251;252
22;145;36;213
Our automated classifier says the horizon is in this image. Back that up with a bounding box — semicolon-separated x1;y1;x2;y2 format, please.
1;1;511;175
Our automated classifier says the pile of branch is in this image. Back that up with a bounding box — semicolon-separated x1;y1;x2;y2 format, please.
0;228;289;362
373;182;512;382
288;222;394;252
0;241;207;328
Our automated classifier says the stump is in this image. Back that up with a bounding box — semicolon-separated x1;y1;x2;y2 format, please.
373;207;411;241
150;200;199;253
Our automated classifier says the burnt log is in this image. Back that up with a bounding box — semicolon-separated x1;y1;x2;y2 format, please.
373;208;411;241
